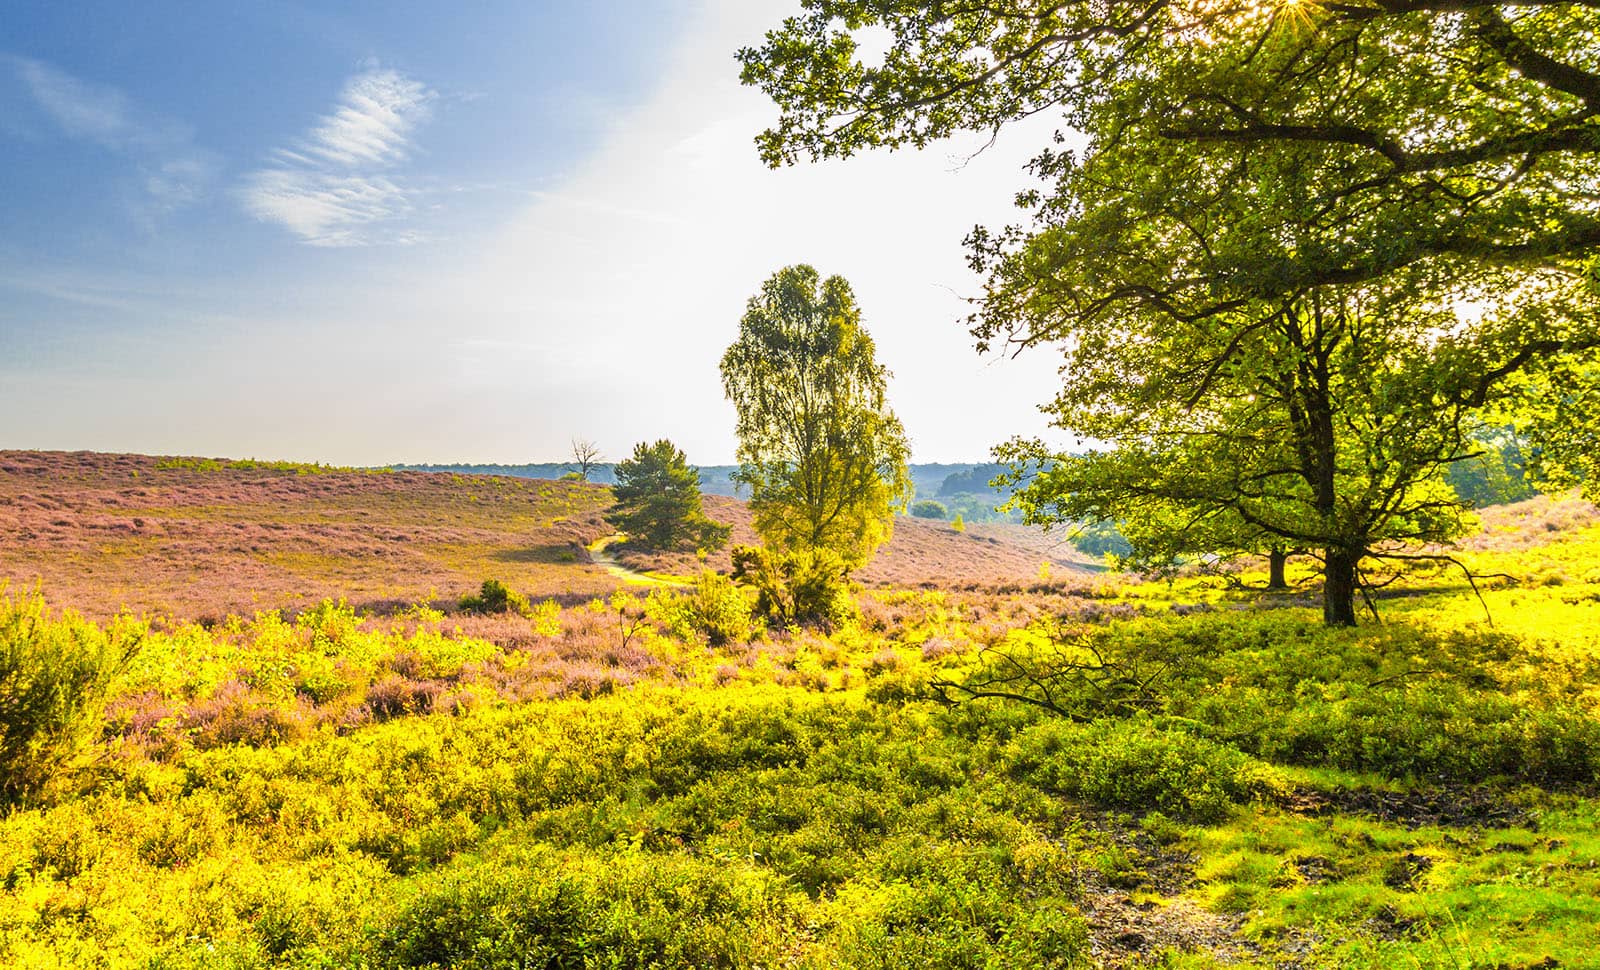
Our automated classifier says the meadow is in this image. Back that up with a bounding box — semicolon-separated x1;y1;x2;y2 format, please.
2;453;1598;968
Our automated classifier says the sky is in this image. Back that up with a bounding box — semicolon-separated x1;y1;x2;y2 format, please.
1;0;1069;466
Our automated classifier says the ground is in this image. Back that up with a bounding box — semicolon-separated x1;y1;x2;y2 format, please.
0;451;1096;619
1;451;1597;969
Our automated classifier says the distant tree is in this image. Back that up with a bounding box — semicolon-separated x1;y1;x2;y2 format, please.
910;499;947;520
721;265;912;571
568;439;603;482
1069;519;1132;563
1443;426;1537;509
607;440;730;552
1506;360;1600;501
939;464;1008;498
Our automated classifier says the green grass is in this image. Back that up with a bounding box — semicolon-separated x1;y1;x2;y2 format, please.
2;511;1599;966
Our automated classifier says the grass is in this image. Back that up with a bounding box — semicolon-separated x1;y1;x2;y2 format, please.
1;452;1598;967
0;451;616;619
0;451;1102;621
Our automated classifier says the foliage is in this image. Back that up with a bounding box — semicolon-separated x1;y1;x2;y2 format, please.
739;1;1600;626
721;265;912;571
375;843;794;969
2;550;1600;965
2;506;1600;965
647;572;756;647
1443;425;1538;508
730;545;856;631
0;592;138;808
942;611;1600;785
606;439;730;553
938;464;1007;498
1008;718;1287;823
458;579;532;618
1509;353;1600;501
949;514;965;533
1069;520;1130;561
908;499;947;520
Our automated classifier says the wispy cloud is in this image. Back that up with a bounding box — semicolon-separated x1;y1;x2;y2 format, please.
240;67;434;247
239;171;412;248
6;55;217;216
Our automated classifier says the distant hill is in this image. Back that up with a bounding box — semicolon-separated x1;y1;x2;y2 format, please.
386;462;1009;500
0;451;1092;620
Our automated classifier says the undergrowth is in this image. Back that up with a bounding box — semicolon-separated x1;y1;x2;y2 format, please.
0;534;1597;967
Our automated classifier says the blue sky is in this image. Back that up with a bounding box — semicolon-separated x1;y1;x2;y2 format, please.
2;0;1065;465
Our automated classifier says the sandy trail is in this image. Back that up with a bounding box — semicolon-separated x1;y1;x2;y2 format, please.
585;534;687;588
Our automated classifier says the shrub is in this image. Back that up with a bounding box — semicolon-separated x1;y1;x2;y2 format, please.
910;499;948;519
459;579;531;617
648;572;755;646
0;592;139;807
1007;718;1286;822
730;545;856;630
374;843;794;969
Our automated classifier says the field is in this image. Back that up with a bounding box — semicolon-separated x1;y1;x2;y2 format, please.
3;452;1599;968
0;452;1094;622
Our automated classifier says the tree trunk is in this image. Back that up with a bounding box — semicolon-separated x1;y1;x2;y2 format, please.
1267;547;1289;590
1322;549;1359;627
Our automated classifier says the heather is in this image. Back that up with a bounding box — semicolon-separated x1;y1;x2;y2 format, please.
1;453;1599;967
0;451;1096;621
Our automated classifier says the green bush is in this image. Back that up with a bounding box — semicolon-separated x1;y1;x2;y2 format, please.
649;572;755;646
459;579;531;617
730;546;856;630
909;499;947;519
0;592;138;808
1007;719;1286;822
375;845;793;969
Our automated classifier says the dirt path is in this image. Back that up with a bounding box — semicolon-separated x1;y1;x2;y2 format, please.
585;534;687;588
1076;811;1314;968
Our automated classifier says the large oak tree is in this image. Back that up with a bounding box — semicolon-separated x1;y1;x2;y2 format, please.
740;0;1600;623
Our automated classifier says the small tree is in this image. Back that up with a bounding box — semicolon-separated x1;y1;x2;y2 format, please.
910;499;947;519
607;440;730;552
568;438;603;482
721;265;912;571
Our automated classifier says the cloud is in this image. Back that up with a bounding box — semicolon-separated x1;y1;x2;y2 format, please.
238;171;411;247
297;69;432;166
12;57;141;146
240;67;434;246
6;55;216;214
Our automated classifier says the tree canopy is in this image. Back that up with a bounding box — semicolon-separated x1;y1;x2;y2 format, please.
721;265;912;571
606;440;730;553
741;0;1600;624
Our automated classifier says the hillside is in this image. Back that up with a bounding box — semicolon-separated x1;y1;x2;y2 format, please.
618;494;1098;586
0;451;1090;620
0;451;615;620
390;461;999;500
2;451;1599;967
